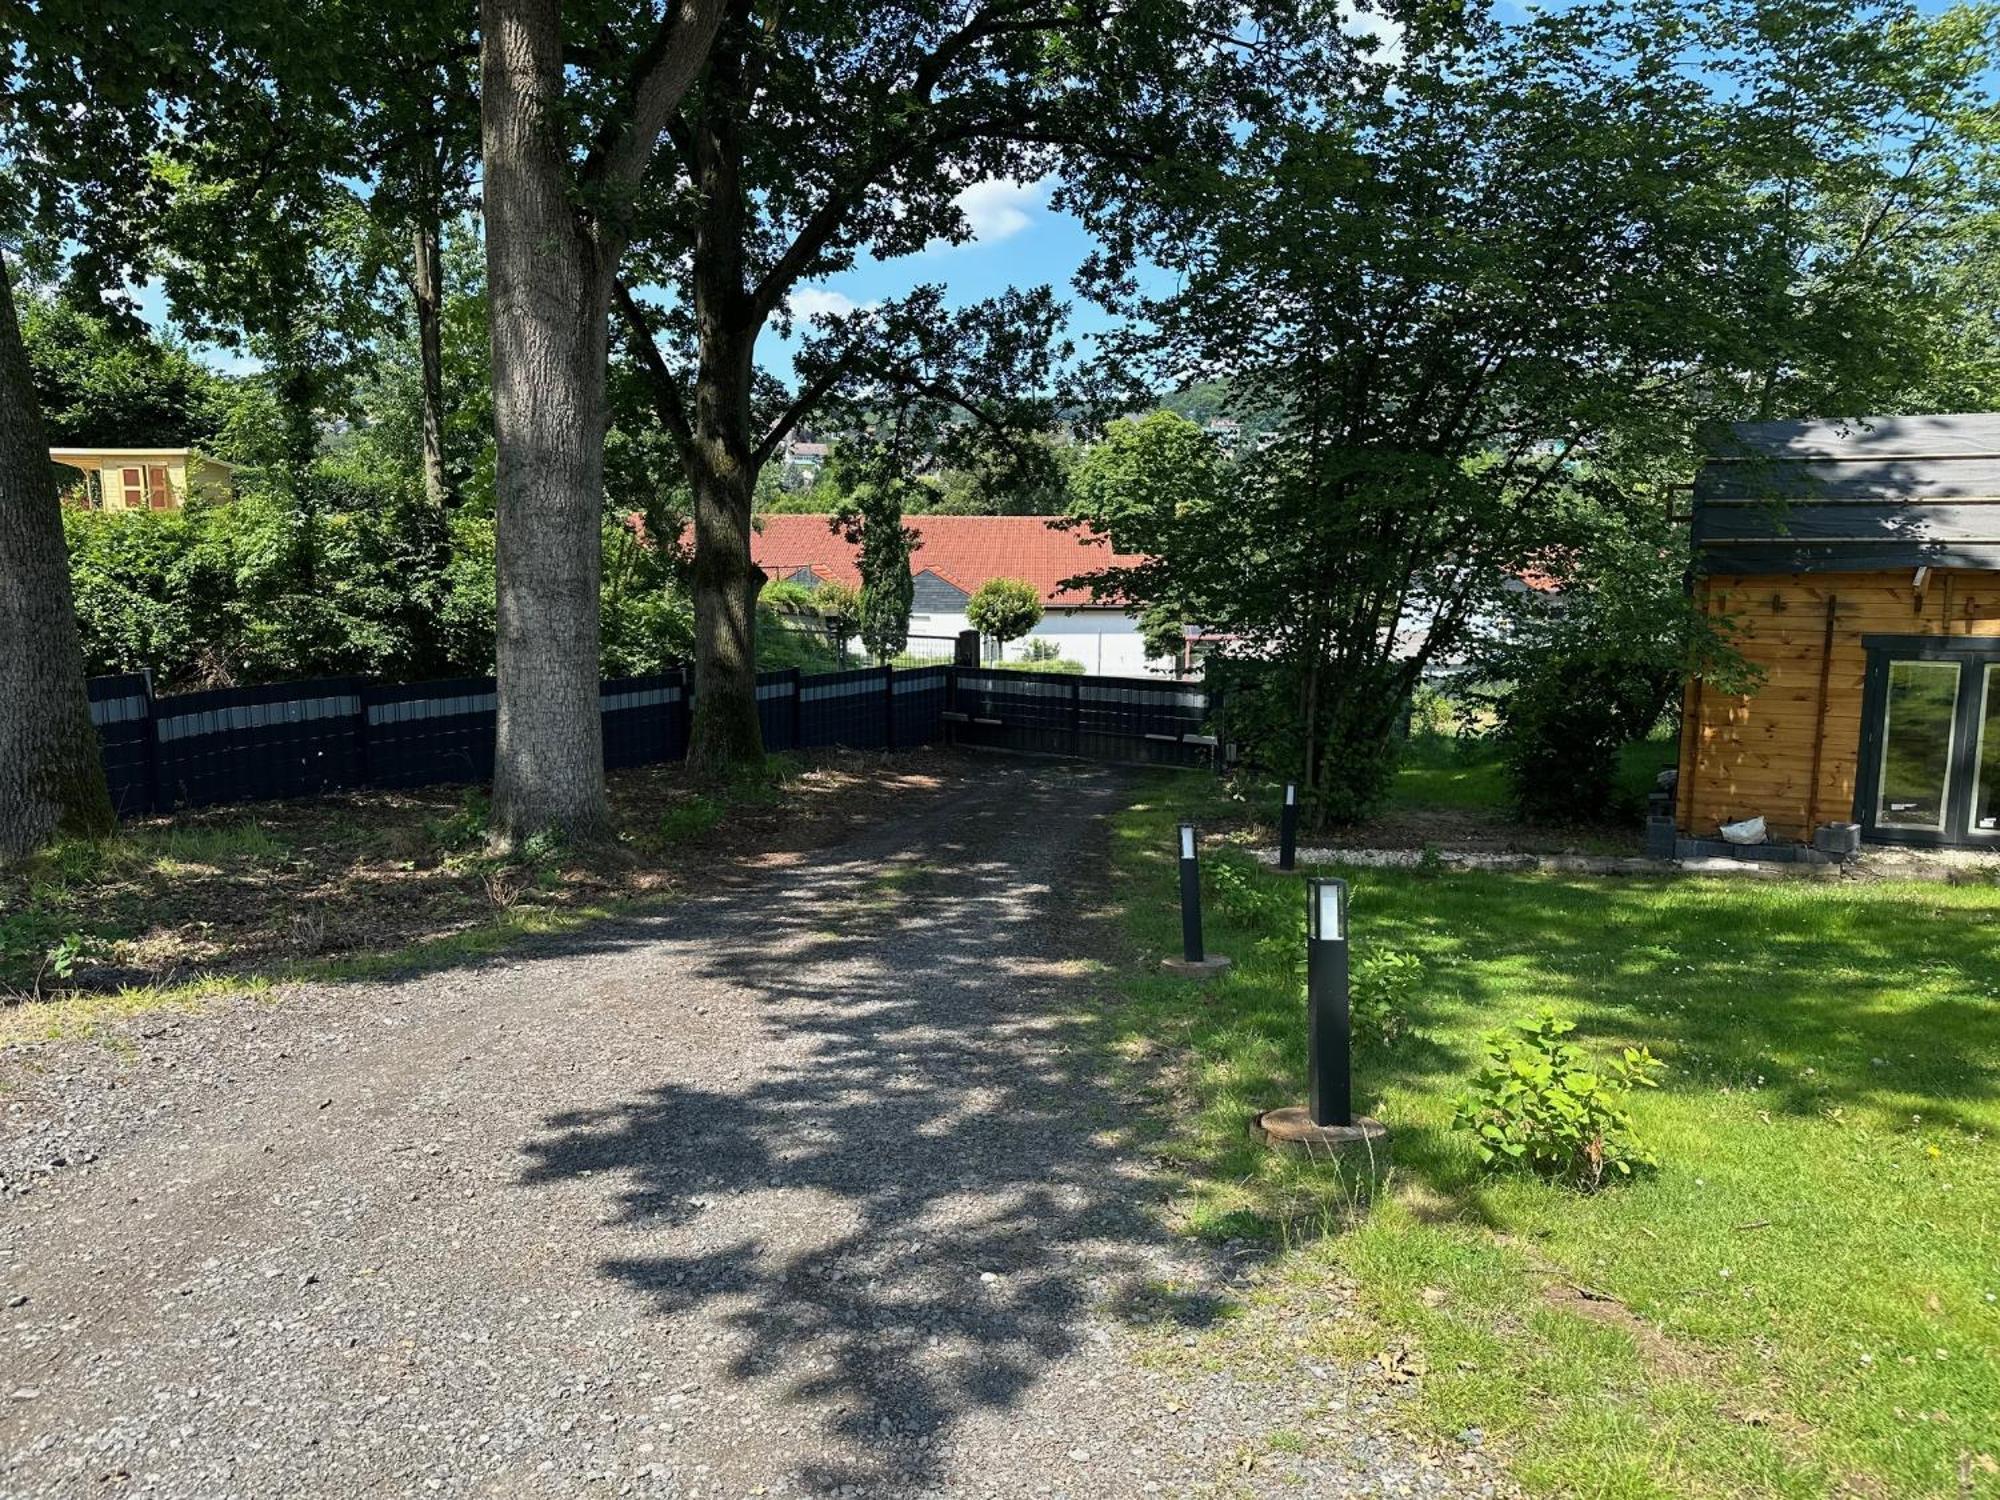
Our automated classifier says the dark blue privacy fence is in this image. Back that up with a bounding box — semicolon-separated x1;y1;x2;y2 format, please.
946;670;1216;769
85;663;1213;818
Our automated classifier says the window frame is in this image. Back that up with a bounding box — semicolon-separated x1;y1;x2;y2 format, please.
1855;634;2000;847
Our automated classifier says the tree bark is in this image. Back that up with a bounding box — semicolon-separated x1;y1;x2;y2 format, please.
687;441;765;777
481;0;613;844
410;191;451;510
683;40;767;778
0;254;115;862
478;0;725;844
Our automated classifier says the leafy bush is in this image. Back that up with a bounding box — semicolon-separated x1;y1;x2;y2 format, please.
1205;855;1292;934
600;520;695;676
1352;947;1424;1045
1451;1010;1665;1190
64;471;698;690
966;577;1042;648
1495;659;1671;824
989;656;1084;674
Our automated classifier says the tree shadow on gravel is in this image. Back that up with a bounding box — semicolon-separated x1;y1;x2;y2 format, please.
518;762;1234;1496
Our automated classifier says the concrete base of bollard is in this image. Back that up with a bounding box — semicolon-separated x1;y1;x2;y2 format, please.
1159;954;1232;978
1251;1108;1391;1159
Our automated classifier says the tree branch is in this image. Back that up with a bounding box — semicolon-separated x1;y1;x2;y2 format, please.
754;347;862;466
580;0;732;256
745;5;1085;319
613;278;695;451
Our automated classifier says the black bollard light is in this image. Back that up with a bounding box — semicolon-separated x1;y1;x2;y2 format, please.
1278;782;1299;871
1162;820;1231;976
1178;819;1204;963
1250;875;1386;1152
1306;876;1352;1128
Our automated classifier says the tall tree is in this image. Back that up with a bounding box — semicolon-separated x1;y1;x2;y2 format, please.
828;447;920;665
479;0;726;845
613;0;1249;775
354;6;483;511
0;0;256;858
0;253;113;858
1069;0;2000;823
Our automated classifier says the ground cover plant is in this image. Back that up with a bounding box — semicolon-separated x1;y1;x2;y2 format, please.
1102;775;2000;1498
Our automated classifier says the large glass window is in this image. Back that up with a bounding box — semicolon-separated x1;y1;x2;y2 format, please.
1876;660;1961;830
1974;665;2000;834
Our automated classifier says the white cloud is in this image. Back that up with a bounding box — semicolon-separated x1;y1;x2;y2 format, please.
788;287;864;322
1339;1;1404;64
950;178;1047;246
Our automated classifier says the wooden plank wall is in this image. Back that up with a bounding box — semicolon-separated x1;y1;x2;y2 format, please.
1677;569;2000;841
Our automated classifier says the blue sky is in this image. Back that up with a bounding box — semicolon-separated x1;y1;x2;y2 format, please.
766;177;1131;379
140;173;1120;382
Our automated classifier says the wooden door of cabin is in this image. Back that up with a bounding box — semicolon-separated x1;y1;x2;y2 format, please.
1856;636;2000;847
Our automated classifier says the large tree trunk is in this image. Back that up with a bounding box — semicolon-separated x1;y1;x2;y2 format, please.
481;0;612;844
0;255;115;862
410;196;452;510
683;45;767;778
687;438;764;777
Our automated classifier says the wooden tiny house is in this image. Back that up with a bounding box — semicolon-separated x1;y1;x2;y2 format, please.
1680;414;2000;850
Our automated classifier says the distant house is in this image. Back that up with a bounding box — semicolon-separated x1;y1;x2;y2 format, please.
53;448;237;512
780;440;831;482
749;513;1175;676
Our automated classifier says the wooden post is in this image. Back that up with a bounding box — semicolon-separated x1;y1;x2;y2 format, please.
1805;593;1837;834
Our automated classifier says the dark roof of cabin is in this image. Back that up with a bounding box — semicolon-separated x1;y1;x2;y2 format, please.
1693;413;2000;575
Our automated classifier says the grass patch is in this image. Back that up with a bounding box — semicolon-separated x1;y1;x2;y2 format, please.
1385;732;1677;821
1104;774;2000;1498
1387;735;1509;811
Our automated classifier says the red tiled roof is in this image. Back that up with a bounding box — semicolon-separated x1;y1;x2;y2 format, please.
745;514;1144;607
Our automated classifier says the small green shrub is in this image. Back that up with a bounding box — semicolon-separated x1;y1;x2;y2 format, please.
427;790;490;850
0;911;96;997
990;656;1085;674
1451;1010;1665;1190
1206;856;1291;935
1352;947;1424;1045
659;795;724;842
519;828;566;867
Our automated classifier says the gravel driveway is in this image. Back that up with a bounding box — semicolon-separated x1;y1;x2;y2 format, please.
1;760;1496;1499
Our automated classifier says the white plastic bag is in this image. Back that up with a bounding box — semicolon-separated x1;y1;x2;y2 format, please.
1719;815;1767;846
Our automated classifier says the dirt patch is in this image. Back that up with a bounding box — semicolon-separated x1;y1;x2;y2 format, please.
1539;1276;1707;1383
1524;1262;1821;1459
1;749;970;1002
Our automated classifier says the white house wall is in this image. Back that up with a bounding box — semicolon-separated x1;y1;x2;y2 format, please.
902;606;1176;677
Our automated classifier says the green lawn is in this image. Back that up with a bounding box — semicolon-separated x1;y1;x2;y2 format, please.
1386;733;1678;819
1104;779;2000;1498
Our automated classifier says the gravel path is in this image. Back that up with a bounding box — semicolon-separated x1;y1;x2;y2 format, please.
1;760;1499;1500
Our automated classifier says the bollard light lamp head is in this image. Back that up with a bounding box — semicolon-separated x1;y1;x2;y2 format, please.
1284;782;1297;806
1307;876;1347;942
1178;821;1196;860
